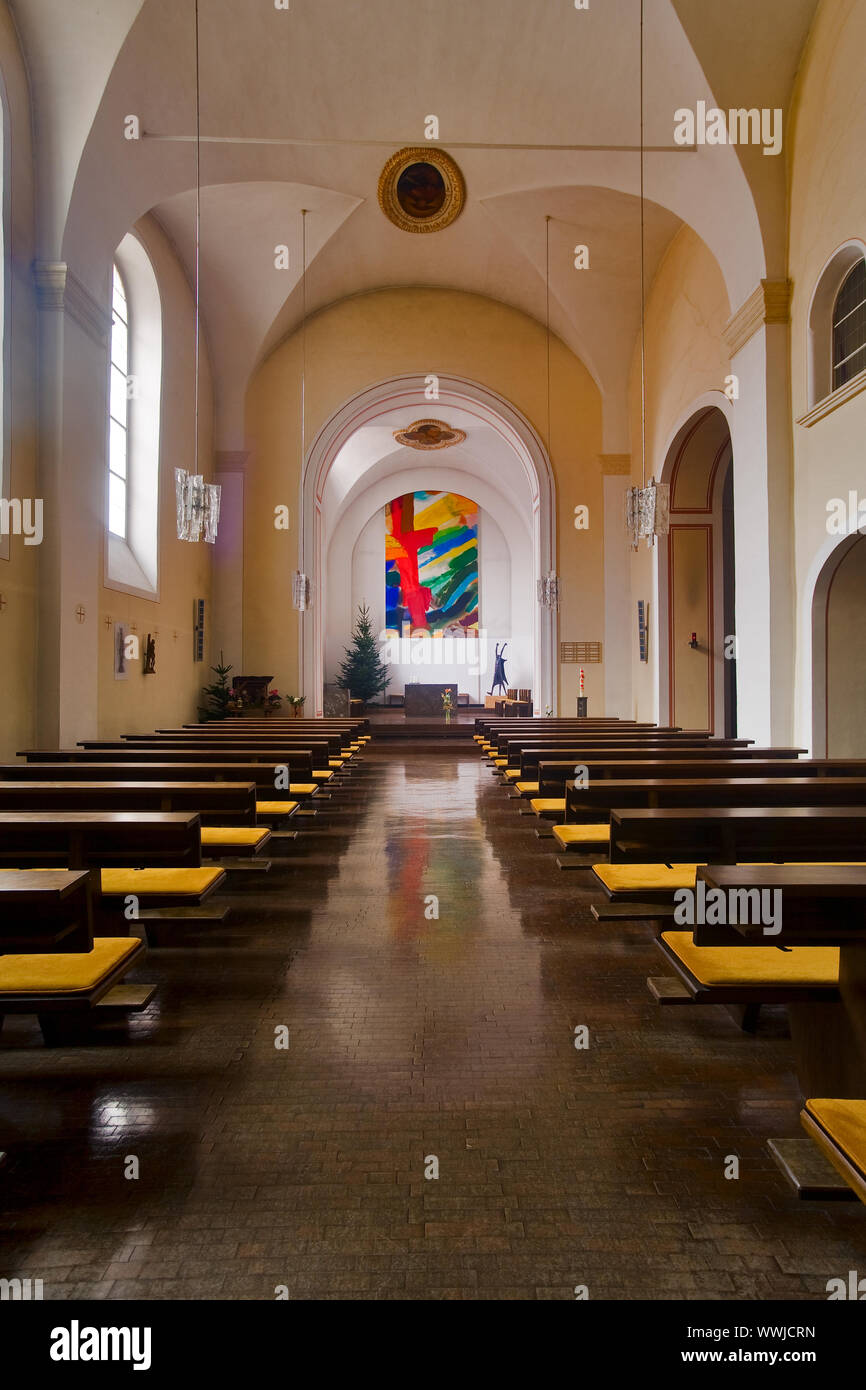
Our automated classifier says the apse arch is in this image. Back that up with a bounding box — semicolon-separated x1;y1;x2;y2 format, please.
299;374;557;715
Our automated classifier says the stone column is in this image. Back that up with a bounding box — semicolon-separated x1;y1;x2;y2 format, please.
33;261;110;747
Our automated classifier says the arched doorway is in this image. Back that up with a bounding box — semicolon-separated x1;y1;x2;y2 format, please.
658;405;736;735
811;534;866;757
299;375;557;715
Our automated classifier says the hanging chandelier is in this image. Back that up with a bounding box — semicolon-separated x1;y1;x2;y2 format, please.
175;469;221;543
176;0;220;544
292;570;312;611
625;0;668;553
626;476;669;550
537;573;561;608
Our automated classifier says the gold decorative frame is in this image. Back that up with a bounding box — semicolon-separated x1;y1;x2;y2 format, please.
377;147;466;234
393;419;466;450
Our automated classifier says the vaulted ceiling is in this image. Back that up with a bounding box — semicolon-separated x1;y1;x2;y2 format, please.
10;0;820;450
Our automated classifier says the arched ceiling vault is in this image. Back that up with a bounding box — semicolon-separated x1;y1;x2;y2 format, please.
9;0;819;450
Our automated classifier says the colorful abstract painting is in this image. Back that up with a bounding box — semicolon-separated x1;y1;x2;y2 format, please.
385;491;479;632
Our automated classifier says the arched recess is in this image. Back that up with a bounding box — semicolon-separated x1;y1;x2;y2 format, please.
657;401;736;735
299;374;557;716
811;533;866;758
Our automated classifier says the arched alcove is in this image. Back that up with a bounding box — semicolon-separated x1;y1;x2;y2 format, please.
300;374;557;715
657;402;735;735
810;532;866;757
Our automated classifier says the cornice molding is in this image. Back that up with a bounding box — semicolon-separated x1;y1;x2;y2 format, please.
32;261;111;347
214;450;251;473
723;278;792;358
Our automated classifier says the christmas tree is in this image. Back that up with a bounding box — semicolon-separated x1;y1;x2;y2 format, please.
337;604;390;704
198;652;234;722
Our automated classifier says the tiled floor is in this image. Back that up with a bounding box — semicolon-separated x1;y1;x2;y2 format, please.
1;749;865;1300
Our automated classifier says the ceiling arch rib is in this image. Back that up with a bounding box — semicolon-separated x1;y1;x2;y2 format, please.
45;0;787;451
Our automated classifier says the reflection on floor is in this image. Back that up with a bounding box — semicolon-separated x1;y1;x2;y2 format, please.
0;750;864;1300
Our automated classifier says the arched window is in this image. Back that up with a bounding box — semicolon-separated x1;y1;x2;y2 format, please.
806;243;866;414
832;259;866;392
105;232;162;597
108;265;129;539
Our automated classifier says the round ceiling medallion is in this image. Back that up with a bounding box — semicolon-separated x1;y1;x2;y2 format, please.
378;147;465;233
393;419;466;450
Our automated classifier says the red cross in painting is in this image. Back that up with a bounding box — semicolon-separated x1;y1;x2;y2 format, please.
388;493;437;628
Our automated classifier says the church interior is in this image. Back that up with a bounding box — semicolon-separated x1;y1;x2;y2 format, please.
2;0;866;1325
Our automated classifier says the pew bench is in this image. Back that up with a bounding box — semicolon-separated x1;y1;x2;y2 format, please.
0;935;154;1046
800;1101;866;1205
609;806;866;866
0;869;94;953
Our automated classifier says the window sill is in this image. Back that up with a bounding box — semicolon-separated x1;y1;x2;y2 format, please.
797;367;866;427
105;533;159;601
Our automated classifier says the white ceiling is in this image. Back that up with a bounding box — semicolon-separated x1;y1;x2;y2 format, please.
10;0;820;450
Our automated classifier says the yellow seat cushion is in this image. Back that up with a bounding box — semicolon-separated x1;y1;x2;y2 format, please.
0;937;140;995
256;800;299;816
329;759;345;768
804;1100;866;1179
661;931;839;988
516;781;540;794
593;864;702;894
529;798;566;815
290;783;317;795
201;827;270;849
504;769;521;780
552;824;610;848
493;758;508;767
100;867;224;898
312;770;334;781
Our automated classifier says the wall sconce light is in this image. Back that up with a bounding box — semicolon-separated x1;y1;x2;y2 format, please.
689;632;699;649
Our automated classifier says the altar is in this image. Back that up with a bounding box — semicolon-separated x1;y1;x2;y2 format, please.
403;683;458;717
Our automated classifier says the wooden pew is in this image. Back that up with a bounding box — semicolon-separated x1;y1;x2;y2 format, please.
549;757;866;800
608;806;866;866
561;776;866;823
647;865;866;1202
0;868;94;953
0;761;318;803
0;870;155;1045
0;780;259;826
0;810;204;870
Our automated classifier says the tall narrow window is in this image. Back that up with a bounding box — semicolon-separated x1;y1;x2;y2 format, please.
108;265;129;538
832;259;866;391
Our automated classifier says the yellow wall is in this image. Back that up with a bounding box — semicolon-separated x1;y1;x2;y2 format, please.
789;0;866;739
97;216;213;739
626;225;732;721
0;2;38;760
244;288;604;712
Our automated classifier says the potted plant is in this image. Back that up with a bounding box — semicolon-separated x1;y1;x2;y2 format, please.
336;603;390;710
441;688;453;725
266;688;283;714
288;695;306;718
198;653;234;722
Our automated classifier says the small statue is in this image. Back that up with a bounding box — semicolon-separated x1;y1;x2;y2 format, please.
143;633;156;674
489;642;508;696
